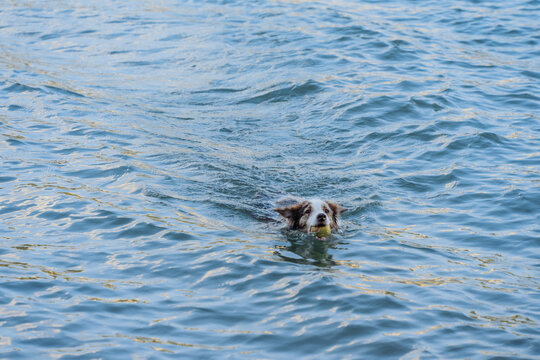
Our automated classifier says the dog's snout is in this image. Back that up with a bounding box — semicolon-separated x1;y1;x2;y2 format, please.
317;213;326;221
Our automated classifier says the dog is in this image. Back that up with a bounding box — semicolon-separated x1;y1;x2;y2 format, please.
275;198;347;234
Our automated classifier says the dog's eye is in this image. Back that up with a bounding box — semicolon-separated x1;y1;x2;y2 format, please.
305;209;311;214
324;208;330;214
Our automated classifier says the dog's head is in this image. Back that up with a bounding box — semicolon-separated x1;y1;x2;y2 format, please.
275;199;347;232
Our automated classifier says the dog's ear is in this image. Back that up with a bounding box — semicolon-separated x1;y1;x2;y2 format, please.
274;202;306;219
327;202;347;216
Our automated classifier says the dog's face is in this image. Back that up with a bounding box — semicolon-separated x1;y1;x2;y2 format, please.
275;199;347;232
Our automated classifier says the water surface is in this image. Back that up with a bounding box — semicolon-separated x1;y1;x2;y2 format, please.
1;0;539;358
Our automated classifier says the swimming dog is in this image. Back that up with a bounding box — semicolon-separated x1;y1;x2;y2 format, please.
275;198;347;234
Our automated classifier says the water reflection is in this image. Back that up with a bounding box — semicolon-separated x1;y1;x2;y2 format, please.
274;232;342;267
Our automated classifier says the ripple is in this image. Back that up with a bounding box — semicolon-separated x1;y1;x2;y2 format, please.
377;46;420;62
446;131;505;150
328;25;381;38
108;222;165;239
44;85;85;98
0;176;17;183
67;213;133;232
7;104;25;111
3;82;43;93
237;80;323;104
64;165;134;179
395;172;459;194
37;210;71;220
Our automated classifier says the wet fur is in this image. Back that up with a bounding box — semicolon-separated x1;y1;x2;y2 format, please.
275;199;346;232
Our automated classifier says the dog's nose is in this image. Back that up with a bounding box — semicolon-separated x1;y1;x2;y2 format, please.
317;213;326;222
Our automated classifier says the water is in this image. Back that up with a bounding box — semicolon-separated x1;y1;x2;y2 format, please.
1;0;539;358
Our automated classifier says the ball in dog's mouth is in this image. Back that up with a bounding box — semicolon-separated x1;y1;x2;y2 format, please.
310;225;331;238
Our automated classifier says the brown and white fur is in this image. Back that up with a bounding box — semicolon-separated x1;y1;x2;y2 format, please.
275;198;347;234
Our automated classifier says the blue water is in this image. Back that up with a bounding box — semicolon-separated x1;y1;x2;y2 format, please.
1;0;539;358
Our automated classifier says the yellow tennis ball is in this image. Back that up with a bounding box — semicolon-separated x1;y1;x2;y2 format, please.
314;225;331;238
